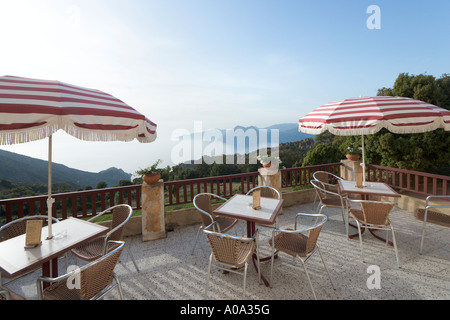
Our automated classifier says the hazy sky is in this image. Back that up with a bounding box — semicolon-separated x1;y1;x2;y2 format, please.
0;0;449;175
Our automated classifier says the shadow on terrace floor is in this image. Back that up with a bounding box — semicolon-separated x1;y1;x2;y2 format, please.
9;202;450;300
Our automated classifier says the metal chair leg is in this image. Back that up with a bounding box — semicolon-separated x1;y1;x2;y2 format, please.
390;225;400;268
318;246;336;290
242;263;248;299
205;253;213;298
356;222;365;263
192;226;202;255
420;219;427;255
126;245;140;272
113;274;124;300
299;257;317;300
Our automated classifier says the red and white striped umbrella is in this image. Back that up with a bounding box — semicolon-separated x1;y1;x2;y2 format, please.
0;75;157;144
0;75;158;238
299;96;450;186
298;96;450;136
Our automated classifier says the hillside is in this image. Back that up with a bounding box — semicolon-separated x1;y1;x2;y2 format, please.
186;122;314;154
0;149;132;188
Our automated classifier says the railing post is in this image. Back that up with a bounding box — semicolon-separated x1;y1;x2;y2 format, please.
340;159;362;181
258;166;283;212
141;179;166;241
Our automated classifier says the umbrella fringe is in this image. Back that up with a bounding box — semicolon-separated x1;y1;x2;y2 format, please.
0;122;59;145
0;120;157;145
299;119;447;136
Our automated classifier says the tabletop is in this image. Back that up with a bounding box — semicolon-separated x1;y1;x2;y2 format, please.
338;180;401;198
213;194;284;225
0;217;108;278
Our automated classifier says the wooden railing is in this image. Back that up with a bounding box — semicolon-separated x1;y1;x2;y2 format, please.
0;185;141;224
164;172;260;207
1;162;448;225
366;164;449;196
281;163;342;188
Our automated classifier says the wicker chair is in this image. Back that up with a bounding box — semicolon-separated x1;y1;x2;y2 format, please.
71;204;139;272
268;213;335;300
313;171;343;192
0;215;59;286
203;222;260;299
0;286;25;300
37;241;125;300
414;195;450;254
191;193;239;255
310;179;349;237
348;199;400;268
246;186;281;229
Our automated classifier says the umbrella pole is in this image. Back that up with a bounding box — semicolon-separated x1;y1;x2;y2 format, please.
46;135;55;240
361;134;366;187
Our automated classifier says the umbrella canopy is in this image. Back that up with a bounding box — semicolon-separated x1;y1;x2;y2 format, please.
299;96;450;136
299;96;450;186
0;75;157;144
0;75;158;238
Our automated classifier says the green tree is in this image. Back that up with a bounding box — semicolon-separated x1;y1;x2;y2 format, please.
96;181;107;189
375;73;450;173
302;143;342;166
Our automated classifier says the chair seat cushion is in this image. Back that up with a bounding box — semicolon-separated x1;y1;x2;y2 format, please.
269;230;309;257
322;196;345;208
71;237;105;261
214;216;238;233
414;209;450;228
42;280;81;300
72;238;121;262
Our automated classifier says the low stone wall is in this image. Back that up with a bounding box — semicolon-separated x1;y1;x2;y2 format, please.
108;188;316;237
99;185;437;238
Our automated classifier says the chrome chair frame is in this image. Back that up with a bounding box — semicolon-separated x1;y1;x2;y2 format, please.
0;289;10;300
310;179;349;237
312;171;343;209
191;193;238;254
418;195;450;255
348;199;400;268
71;204;139;272
37;241;125;300
203;222;261;299
269;213;335;300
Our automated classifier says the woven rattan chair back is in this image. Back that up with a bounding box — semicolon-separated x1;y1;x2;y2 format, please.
0;215;58;242
361;201;393;226
306;223;324;254
38;241;125;300
108;205;132;241
194;194;214;227
80;242;124;300
269;213;335;299
246;186;280;199
310;180;327;203
205;232;256;268
203;225;260;298
314;171;331;184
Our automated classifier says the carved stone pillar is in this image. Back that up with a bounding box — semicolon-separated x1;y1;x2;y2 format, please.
141;180;166;241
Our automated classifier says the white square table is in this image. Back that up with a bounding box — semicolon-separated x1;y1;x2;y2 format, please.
0;217;109;280
213;194;284;237
338;180;400;199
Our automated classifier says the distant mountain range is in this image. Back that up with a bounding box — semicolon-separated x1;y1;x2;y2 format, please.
0;149;132;188
0;123;312;187
186;122;314;154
